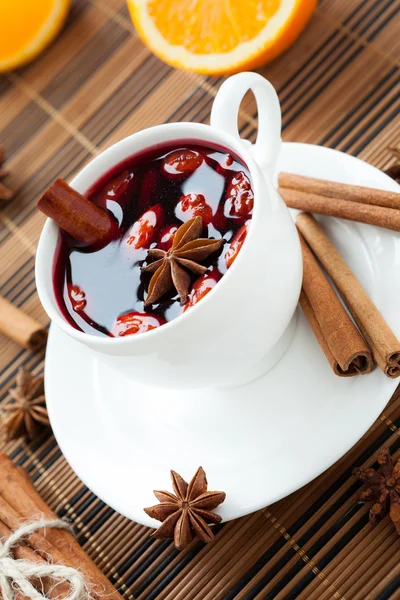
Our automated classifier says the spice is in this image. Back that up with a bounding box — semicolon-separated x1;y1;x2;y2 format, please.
297;213;400;378
278;172;400;210
144;466;226;550
385;147;400;183
142;216;223;305
298;233;374;376
0;454;123;600
0;500;85;600
279;187;400;232
0;511;72;599
353;447;400;534
0;295;48;352
37;178;117;246
0;145;13;201
2;368;49;441
385;164;400;183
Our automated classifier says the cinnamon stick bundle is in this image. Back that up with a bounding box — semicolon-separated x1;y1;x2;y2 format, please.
37;179;117;246
297;213;400;378
0;506;71;599
279;187;400;232
0;295;47;352
278;173;400;210
0;454;123;600
298;234;374;376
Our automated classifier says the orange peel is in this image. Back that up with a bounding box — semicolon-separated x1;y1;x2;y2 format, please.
128;0;317;75
0;0;70;72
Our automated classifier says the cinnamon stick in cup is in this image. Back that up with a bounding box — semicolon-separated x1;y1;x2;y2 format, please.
298;234;374;376
279;187;400;232
0;295;47;352
278;173;400;210
297;213;400;378
37;179;117;246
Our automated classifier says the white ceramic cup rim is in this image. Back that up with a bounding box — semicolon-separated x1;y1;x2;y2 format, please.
36;73;282;349
37;124;266;346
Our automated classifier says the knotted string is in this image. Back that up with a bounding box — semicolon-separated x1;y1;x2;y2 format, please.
0;518;90;600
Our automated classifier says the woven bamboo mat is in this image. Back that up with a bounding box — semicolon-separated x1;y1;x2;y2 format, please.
0;0;400;598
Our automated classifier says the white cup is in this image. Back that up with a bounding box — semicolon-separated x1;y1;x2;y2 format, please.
36;72;302;389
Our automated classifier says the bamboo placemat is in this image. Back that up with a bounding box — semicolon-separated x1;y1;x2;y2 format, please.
0;0;399;598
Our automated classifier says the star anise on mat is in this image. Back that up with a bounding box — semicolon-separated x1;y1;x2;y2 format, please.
1;368;50;441
144;467;226;550
0;145;13;201
384;147;400;183
142;216;223;305
384;165;400;183
353;447;400;534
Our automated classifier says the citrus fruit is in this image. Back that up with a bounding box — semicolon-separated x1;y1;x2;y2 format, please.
0;0;70;72
127;0;317;75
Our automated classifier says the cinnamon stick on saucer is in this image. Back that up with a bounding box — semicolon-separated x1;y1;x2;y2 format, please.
0;295;47;352
298;234;374;376
279;187;400;232
297;213;400;378
37;179;117;246
278;173;400;210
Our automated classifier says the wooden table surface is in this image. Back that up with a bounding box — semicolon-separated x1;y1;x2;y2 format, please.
0;0;399;598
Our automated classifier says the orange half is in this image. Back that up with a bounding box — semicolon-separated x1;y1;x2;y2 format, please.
0;0;70;72
128;0;317;74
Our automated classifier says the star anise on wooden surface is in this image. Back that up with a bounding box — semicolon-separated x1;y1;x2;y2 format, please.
384;164;400;183
1;368;50;441
384;147;400;183
0;145;13;201
142;216;223;305
144;466;226;550
353;447;400;534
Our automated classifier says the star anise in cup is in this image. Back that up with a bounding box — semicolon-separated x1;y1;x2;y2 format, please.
141;216;223;305
0;145;13;201
2;368;50;441
353;446;400;534
144;466;226;550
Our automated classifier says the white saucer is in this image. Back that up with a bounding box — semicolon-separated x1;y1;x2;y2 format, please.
45;142;400;527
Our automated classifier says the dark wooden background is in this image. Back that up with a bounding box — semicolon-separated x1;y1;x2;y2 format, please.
0;0;399;597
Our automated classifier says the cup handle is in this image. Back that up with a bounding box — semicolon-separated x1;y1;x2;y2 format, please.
210;72;281;178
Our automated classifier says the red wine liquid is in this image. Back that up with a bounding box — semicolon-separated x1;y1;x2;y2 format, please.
53;141;254;337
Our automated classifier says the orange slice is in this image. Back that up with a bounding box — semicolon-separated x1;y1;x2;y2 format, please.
128;0;317;75
0;0;70;73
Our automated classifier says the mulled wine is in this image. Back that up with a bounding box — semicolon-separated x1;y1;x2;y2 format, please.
47;142;254;337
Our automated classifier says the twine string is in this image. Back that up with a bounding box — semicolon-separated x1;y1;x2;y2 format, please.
0;518;90;600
